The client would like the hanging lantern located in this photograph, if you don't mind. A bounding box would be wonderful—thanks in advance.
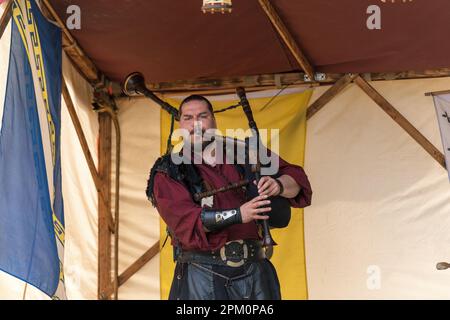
[201,0,232,14]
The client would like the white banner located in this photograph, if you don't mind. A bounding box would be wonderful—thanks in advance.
[432,94,450,181]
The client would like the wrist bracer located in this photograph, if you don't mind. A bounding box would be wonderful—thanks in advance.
[200,208,242,232]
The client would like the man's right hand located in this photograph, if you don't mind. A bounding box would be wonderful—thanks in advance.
[240,195,271,223]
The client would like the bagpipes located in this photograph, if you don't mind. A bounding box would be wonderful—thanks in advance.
[123,72,291,247]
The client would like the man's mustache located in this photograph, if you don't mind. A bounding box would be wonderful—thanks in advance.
[189,129,206,135]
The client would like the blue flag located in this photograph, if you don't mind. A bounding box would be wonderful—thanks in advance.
[0,0,65,299]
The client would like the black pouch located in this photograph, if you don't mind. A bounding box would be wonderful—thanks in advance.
[243,164,291,228]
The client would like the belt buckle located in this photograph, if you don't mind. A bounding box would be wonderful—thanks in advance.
[220,240,248,267]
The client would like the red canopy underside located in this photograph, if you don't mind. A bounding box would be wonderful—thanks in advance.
[50,0,450,83]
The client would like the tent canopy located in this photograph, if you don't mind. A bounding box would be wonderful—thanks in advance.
[50,0,450,84]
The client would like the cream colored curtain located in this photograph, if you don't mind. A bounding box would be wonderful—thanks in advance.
[305,77,450,299]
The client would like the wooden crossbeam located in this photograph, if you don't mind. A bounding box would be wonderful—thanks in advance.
[257,0,315,81]
[143,69,450,94]
[306,73,357,120]
[146,72,311,93]
[103,241,160,298]
[0,0,12,40]
[354,75,446,168]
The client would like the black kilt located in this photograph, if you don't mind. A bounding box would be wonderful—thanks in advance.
[168,258,281,300]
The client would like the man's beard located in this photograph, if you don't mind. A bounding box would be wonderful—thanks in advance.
[191,136,215,152]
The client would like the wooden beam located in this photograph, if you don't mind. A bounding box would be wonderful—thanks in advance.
[0,0,12,40]
[41,0,102,86]
[96,107,121,300]
[98,112,113,300]
[142,68,450,94]
[306,73,357,120]
[257,0,315,80]
[146,72,313,93]
[61,80,115,232]
[104,241,160,297]
[354,75,446,168]
[383,68,450,80]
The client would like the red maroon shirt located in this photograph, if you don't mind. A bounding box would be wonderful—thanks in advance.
[153,153,312,251]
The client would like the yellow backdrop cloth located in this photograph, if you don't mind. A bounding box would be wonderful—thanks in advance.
[159,89,312,299]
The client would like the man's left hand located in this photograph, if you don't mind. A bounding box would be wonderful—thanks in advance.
[254,176,282,197]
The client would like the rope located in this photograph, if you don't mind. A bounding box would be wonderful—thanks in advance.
[213,102,241,114]
[212,82,296,115]
[260,83,293,111]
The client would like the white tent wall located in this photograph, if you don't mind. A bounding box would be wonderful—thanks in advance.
[110,96,160,299]
[304,77,450,299]
[60,52,99,299]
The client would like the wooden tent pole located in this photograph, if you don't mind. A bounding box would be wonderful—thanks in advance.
[257,0,315,81]
[96,106,121,300]
[354,75,446,168]
[0,0,12,40]
[97,112,113,299]
[306,73,357,120]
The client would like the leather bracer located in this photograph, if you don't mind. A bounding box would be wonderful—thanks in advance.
[200,208,242,232]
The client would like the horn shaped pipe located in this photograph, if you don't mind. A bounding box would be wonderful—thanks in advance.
[122,72,179,120]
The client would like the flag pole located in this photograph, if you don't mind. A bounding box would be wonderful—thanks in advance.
[22,283,28,300]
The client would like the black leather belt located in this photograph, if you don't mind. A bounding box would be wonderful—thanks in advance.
[176,240,265,267]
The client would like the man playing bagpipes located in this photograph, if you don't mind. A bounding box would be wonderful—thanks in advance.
[145,92,312,300]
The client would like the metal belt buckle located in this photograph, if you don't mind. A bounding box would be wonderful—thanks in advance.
[220,240,248,267]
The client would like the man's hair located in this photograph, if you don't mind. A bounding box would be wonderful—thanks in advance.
[179,95,214,117]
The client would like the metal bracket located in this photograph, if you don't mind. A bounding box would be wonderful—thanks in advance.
[304,72,327,82]
[274,74,282,88]
[362,73,372,82]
